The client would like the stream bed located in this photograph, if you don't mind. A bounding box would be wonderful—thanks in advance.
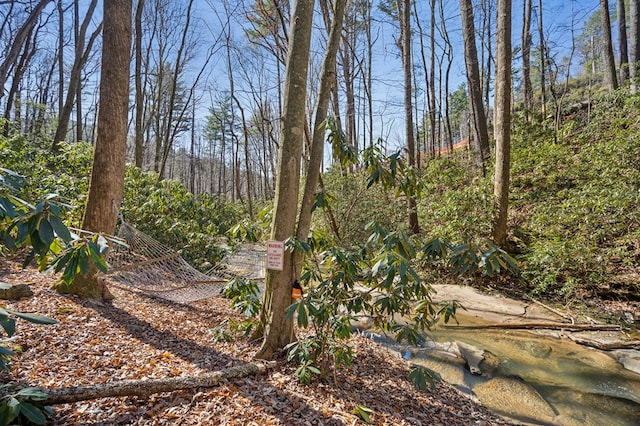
[375,318,640,425]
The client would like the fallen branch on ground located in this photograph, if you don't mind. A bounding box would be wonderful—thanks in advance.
[440,322,621,331]
[566,336,640,350]
[41,361,272,405]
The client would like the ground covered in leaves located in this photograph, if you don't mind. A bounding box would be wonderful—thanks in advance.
[2,262,515,425]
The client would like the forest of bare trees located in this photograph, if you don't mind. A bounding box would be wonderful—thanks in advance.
[1,0,636,205]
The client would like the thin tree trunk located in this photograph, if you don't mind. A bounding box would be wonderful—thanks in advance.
[255,0,315,361]
[397,0,419,234]
[0,0,52,102]
[618,0,629,84]
[601,0,619,90]
[295,0,348,272]
[134,0,145,168]
[631,0,640,93]
[3,28,36,136]
[522,0,533,117]
[428,0,437,160]
[52,0,101,151]
[459,0,490,173]
[537,0,547,116]
[492,0,512,247]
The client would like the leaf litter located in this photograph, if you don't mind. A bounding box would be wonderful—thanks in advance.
[1,261,515,425]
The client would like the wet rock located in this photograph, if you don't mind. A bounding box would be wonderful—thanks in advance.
[0,283,33,300]
[513,339,553,359]
[478,350,501,377]
[612,349,640,375]
[457,341,485,375]
[474,375,557,423]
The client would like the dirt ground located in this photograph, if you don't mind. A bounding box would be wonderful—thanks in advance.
[2,262,516,425]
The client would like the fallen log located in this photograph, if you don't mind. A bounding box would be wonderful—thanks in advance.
[440,322,621,331]
[566,336,640,351]
[42,361,271,405]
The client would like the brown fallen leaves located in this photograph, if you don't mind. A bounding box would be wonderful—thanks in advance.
[2,261,513,425]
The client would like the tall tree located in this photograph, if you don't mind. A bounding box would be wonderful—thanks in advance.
[0,0,52,101]
[459,0,490,173]
[61,0,132,299]
[295,0,348,273]
[397,0,419,234]
[537,0,547,117]
[521,0,533,116]
[601,0,619,90]
[255,0,315,360]
[618,0,629,83]
[133,0,145,168]
[629,0,640,93]
[52,0,101,151]
[492,0,512,247]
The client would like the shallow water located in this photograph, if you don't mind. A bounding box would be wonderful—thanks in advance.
[408,322,640,425]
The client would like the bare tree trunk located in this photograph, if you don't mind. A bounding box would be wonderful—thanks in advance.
[601,0,619,90]
[537,0,547,117]
[52,0,101,151]
[618,0,629,84]
[522,0,533,117]
[295,0,348,271]
[459,0,490,173]
[631,0,640,93]
[0,0,52,102]
[492,0,512,247]
[3,27,36,136]
[482,0,494,117]
[157,0,195,181]
[428,0,437,160]
[437,0,454,153]
[397,0,419,234]
[57,0,64,115]
[134,0,145,168]
[413,1,430,159]
[255,0,315,361]
[61,0,132,300]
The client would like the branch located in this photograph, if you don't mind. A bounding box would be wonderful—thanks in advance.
[440,323,621,331]
[42,361,271,405]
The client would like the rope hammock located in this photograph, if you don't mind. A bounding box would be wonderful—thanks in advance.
[106,221,265,303]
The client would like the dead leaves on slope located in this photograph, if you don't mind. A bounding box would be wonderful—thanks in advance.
[1,261,510,425]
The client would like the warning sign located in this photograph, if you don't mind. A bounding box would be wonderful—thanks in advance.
[266,240,285,271]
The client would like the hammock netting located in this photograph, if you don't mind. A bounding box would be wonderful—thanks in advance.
[105,221,265,303]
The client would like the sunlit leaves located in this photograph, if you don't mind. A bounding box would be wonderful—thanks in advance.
[325,117,358,169]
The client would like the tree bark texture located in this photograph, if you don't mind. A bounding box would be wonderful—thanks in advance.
[42,362,270,405]
[537,0,547,117]
[295,0,348,251]
[134,0,145,168]
[397,0,419,235]
[82,0,131,235]
[601,0,619,90]
[68,0,132,300]
[256,0,315,360]
[629,0,640,93]
[521,0,533,115]
[459,0,490,172]
[492,0,512,247]
[618,0,629,83]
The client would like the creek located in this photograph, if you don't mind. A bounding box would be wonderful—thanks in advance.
[368,285,640,425]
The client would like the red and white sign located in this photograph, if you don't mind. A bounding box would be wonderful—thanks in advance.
[266,240,285,271]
